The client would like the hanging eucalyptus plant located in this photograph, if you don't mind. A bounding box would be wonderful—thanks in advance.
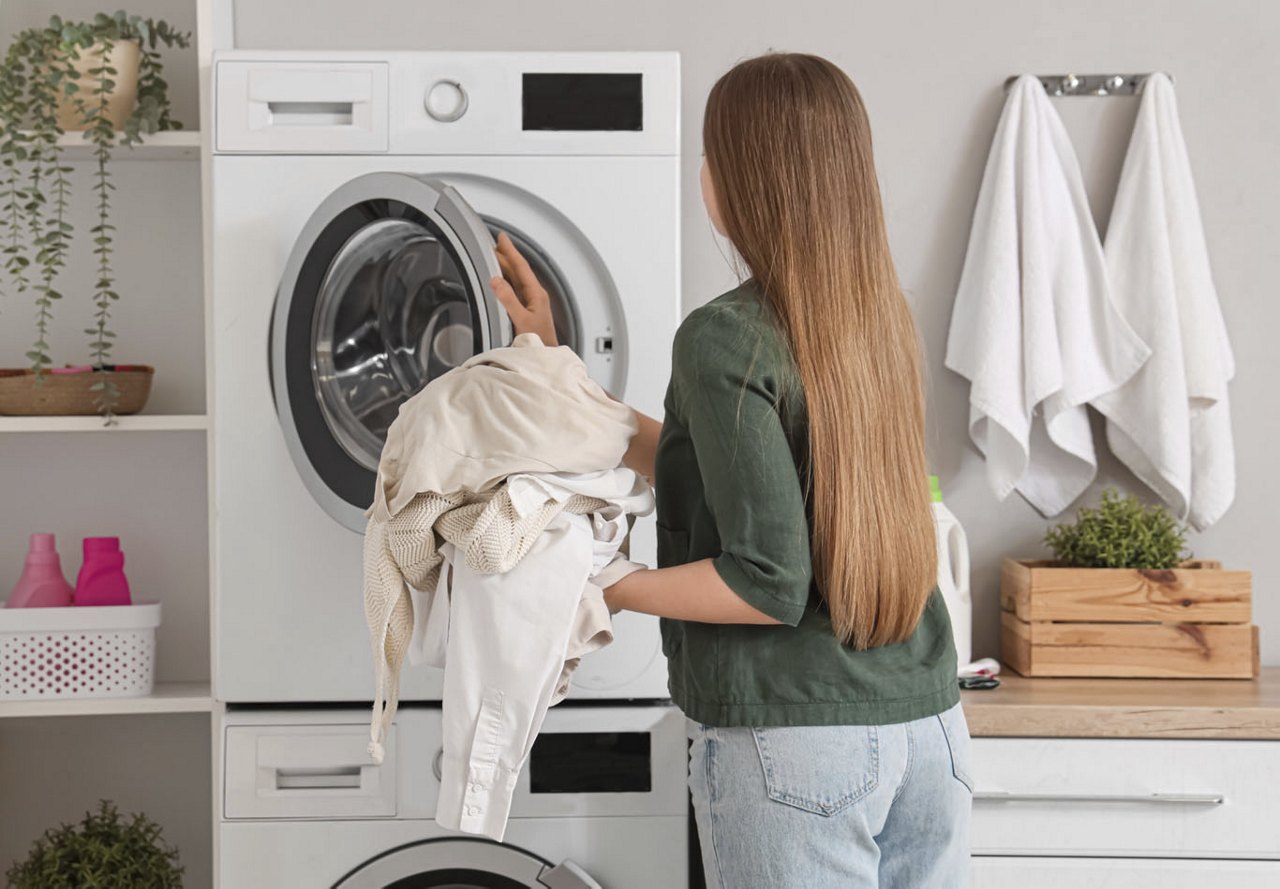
[0,11,190,417]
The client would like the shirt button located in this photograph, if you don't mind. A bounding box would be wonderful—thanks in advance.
[466,805,480,816]
[470,782,484,792]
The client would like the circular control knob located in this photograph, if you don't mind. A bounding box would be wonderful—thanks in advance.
[424,80,468,122]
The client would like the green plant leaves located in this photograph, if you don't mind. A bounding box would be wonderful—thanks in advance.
[1,13,190,417]
[5,799,184,888]
[1044,487,1191,569]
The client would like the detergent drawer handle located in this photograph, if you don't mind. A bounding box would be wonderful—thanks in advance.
[274,766,363,791]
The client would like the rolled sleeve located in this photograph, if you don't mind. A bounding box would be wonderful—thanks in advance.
[675,310,813,626]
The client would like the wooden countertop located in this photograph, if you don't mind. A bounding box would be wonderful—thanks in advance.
[961,666,1280,740]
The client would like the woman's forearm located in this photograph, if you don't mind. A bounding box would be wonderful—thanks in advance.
[607,559,781,625]
[622,408,663,481]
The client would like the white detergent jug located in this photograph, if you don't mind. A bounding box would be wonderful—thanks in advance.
[930,476,971,672]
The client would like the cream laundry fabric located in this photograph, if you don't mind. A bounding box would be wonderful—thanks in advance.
[370,333,638,521]
[410,469,651,840]
[363,486,605,763]
[364,333,639,761]
[362,335,649,840]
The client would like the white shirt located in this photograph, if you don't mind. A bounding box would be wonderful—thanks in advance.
[408,469,650,840]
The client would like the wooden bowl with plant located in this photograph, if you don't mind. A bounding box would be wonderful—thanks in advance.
[0,12,190,422]
[1001,488,1256,679]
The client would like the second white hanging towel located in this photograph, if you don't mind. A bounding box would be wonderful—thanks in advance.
[1092,73,1236,530]
[946,75,1150,516]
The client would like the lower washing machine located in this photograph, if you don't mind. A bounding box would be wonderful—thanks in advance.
[220,705,689,888]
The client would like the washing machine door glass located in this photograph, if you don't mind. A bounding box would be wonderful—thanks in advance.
[332,838,601,889]
[273,173,578,532]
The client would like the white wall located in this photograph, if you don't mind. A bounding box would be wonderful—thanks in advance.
[232,0,1280,665]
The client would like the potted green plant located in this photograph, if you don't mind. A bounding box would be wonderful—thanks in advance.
[0,11,190,420]
[1000,488,1255,678]
[6,800,184,888]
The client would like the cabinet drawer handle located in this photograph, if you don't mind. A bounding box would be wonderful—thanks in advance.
[974,791,1224,806]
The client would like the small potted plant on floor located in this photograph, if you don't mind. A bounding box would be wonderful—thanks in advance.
[6,800,184,888]
[1000,488,1256,679]
[0,12,190,421]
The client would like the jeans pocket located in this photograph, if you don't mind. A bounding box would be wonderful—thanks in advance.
[937,704,974,793]
[751,725,879,816]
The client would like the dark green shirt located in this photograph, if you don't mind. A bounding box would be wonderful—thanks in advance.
[654,282,960,727]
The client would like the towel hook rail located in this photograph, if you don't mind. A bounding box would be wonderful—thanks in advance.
[1003,73,1172,97]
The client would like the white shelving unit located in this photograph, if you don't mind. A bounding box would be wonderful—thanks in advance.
[0,682,213,718]
[0,414,209,433]
[0,3,216,885]
[54,130,202,161]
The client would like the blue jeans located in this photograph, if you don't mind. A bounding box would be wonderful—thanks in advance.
[687,704,973,888]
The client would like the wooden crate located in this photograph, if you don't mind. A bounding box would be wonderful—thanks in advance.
[1002,612,1259,679]
[1000,558,1258,680]
[1001,558,1252,623]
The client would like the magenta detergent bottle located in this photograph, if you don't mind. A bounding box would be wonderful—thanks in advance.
[74,537,132,607]
[6,533,75,608]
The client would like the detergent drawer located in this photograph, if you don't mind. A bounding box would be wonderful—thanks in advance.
[225,722,396,819]
[216,60,389,153]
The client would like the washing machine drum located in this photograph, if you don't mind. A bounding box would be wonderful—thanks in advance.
[333,838,601,889]
[271,172,582,532]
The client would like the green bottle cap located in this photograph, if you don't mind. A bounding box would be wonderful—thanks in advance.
[929,475,943,503]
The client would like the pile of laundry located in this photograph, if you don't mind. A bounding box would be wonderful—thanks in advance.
[947,73,1234,529]
[362,333,649,840]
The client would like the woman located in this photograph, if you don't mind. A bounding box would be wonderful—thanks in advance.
[493,52,971,889]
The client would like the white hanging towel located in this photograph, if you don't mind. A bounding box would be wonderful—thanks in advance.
[1092,73,1235,530]
[946,74,1150,515]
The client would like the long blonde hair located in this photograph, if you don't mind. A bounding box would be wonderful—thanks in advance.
[703,53,936,649]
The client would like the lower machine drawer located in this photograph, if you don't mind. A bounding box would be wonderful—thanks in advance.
[971,738,1280,859]
[973,857,1280,888]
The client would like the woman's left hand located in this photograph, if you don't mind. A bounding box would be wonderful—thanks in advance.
[491,233,559,347]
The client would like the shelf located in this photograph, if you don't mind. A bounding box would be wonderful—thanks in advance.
[0,414,208,433]
[0,682,213,718]
[52,131,201,161]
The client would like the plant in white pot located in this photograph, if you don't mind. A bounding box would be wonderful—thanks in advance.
[0,11,190,421]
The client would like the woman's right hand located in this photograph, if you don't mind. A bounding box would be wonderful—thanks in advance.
[491,232,559,347]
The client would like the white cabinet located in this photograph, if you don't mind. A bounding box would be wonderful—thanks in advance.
[971,737,1280,886]
[973,857,1280,888]
[970,737,1280,859]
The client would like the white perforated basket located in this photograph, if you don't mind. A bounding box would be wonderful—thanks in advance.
[0,602,160,699]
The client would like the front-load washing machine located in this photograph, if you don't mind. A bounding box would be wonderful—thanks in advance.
[210,52,680,703]
[220,705,688,888]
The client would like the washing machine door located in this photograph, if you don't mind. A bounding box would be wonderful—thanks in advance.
[333,838,601,889]
[271,172,540,532]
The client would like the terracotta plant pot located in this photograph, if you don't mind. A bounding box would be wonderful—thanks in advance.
[0,366,154,416]
[54,39,140,132]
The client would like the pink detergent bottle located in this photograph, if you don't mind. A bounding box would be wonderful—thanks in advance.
[5,533,75,608]
[74,537,132,606]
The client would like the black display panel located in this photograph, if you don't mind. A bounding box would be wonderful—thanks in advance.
[528,731,651,793]
[522,73,643,131]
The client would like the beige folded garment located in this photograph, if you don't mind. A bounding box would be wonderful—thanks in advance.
[369,333,638,522]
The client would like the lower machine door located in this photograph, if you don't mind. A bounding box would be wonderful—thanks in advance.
[333,838,600,889]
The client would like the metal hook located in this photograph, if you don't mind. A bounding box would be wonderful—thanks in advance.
[1007,73,1162,97]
